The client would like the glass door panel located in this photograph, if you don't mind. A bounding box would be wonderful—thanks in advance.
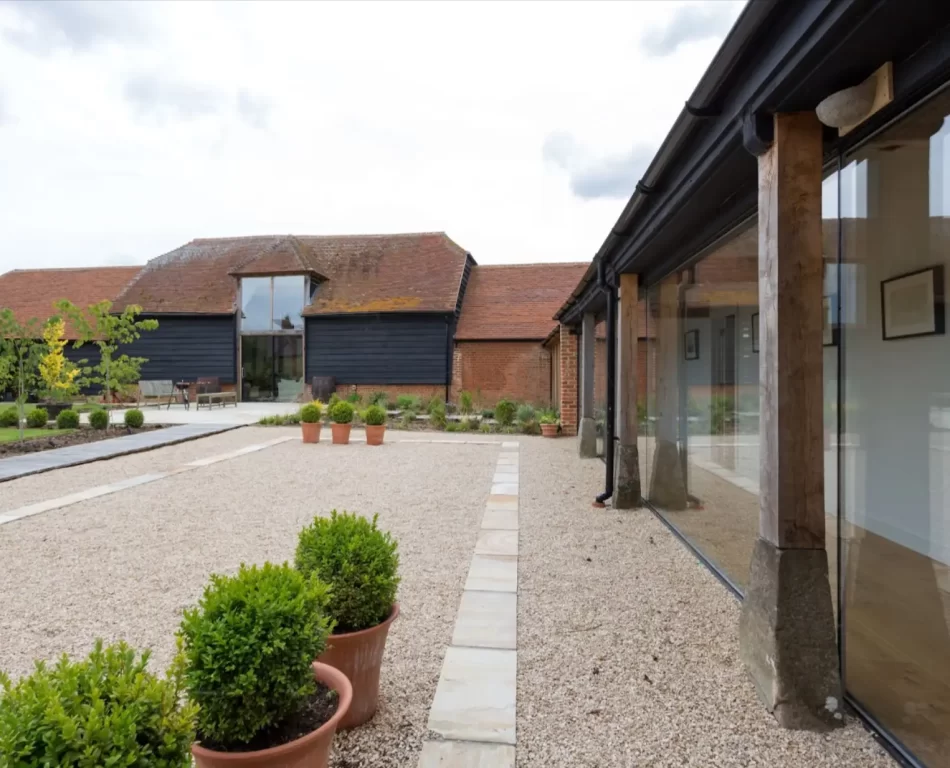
[274,336,303,402]
[241,336,303,402]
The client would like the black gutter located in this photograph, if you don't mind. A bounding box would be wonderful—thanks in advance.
[594,261,617,507]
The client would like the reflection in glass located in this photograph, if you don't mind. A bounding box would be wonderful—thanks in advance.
[272,276,305,331]
[839,89,950,767]
[241,335,303,402]
[594,319,607,456]
[241,277,272,332]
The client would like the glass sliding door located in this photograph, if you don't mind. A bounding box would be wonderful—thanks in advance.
[241,336,303,402]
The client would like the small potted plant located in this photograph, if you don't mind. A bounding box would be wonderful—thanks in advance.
[0,640,196,766]
[300,401,323,444]
[329,400,354,445]
[540,410,559,437]
[362,403,387,445]
[295,511,400,729]
[178,562,351,767]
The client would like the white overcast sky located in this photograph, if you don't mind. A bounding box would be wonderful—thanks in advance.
[0,0,744,271]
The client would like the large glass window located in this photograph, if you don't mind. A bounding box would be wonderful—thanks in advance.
[240,276,306,332]
[241,277,272,331]
[838,89,950,767]
[272,276,306,331]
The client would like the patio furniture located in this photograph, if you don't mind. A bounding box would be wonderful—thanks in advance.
[195,377,238,410]
[174,381,191,410]
[139,379,176,409]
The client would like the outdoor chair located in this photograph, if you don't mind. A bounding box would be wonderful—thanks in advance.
[195,377,238,410]
[138,379,176,409]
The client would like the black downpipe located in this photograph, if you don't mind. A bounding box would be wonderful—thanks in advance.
[595,264,617,506]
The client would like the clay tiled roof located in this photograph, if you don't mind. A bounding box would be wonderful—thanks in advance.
[456,263,590,340]
[113,233,470,315]
[0,266,142,337]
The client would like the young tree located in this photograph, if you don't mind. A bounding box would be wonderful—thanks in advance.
[56,301,159,423]
[37,318,80,403]
[0,309,46,441]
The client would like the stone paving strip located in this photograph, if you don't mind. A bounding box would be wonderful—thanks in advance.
[419,441,520,768]
[0,423,238,482]
[0,436,296,526]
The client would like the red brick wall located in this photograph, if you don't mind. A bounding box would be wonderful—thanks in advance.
[559,324,578,435]
[334,383,446,402]
[452,341,552,407]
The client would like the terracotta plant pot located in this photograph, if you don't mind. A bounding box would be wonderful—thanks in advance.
[365,425,385,446]
[301,422,322,444]
[191,661,352,768]
[318,604,399,729]
[541,423,558,438]
[331,423,352,445]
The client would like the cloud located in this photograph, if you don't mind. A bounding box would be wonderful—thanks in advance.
[640,3,737,56]
[0,0,147,54]
[236,89,270,129]
[0,89,7,125]
[543,132,655,200]
[124,74,222,120]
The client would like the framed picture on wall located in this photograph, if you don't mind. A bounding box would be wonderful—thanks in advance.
[751,313,759,353]
[881,265,945,340]
[823,297,838,347]
[684,329,699,360]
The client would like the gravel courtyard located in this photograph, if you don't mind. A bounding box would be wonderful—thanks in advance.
[0,426,895,767]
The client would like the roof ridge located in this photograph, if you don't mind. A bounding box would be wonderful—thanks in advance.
[192,231,447,244]
[1,265,141,275]
[473,261,590,269]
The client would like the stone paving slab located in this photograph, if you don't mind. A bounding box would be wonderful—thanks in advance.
[475,529,518,556]
[481,508,518,530]
[0,424,237,482]
[426,646,517,744]
[490,482,519,496]
[465,554,518,593]
[452,590,517,650]
[418,741,515,767]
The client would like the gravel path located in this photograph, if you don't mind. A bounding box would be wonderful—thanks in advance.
[517,437,893,768]
[0,434,499,768]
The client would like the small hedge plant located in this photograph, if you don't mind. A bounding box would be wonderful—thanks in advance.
[459,391,474,414]
[177,563,332,749]
[26,407,48,429]
[395,394,418,411]
[89,408,109,430]
[329,400,354,424]
[494,399,516,426]
[124,408,145,429]
[516,404,535,425]
[0,406,17,428]
[362,404,386,426]
[539,409,558,425]
[0,640,196,767]
[429,402,446,429]
[300,401,323,423]
[295,510,400,633]
[56,408,80,429]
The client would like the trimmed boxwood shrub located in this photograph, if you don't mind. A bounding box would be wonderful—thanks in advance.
[362,404,386,426]
[494,399,516,426]
[26,407,48,429]
[300,401,323,423]
[89,408,109,430]
[124,408,145,429]
[295,510,400,633]
[0,639,196,767]
[0,406,19,428]
[177,563,332,749]
[56,408,80,429]
[329,400,354,424]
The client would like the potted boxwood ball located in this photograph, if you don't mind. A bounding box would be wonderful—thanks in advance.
[539,411,559,438]
[329,400,354,445]
[362,403,387,446]
[178,562,351,768]
[300,401,323,444]
[295,511,400,728]
[0,639,196,767]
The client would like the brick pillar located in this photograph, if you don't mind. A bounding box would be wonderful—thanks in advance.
[558,323,578,436]
[450,344,463,402]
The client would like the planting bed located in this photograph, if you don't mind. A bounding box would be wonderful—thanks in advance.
[0,424,165,458]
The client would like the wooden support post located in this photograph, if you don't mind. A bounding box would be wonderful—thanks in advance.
[614,274,640,508]
[739,112,841,731]
[578,312,597,457]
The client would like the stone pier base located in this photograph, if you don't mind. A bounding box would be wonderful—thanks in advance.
[739,538,843,731]
[648,439,687,510]
[578,417,597,459]
[613,443,640,509]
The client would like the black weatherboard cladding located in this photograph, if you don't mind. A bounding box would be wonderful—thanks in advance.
[306,313,450,384]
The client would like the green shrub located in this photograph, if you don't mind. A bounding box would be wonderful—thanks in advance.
[368,391,388,406]
[521,420,540,435]
[178,563,332,749]
[479,421,492,434]
[89,408,109,429]
[0,406,17,428]
[429,403,447,429]
[56,408,80,429]
[345,391,362,405]
[295,511,400,633]
[26,407,48,429]
[459,417,476,431]
[395,394,417,411]
[300,402,323,423]
[538,409,558,425]
[480,408,495,420]
[427,395,445,416]
[124,408,145,429]
[459,391,474,414]
[362,404,387,426]
[399,410,416,429]
[329,400,354,424]
[516,404,536,425]
[445,422,460,432]
[494,399,516,426]
[0,640,195,767]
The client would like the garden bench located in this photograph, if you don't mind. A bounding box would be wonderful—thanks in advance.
[139,379,176,409]
[195,377,238,410]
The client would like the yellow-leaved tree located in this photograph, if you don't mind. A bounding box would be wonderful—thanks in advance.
[38,318,80,403]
